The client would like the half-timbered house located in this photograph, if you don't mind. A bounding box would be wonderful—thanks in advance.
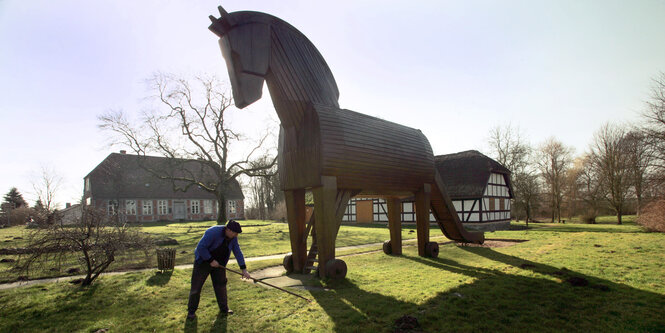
[343,150,512,231]
[434,150,513,231]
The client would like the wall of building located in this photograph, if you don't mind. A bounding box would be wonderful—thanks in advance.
[91,198,243,222]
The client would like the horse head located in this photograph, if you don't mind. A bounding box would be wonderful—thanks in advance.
[209,6,270,108]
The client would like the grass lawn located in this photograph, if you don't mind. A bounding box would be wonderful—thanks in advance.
[1,217,664,332]
[0,220,424,283]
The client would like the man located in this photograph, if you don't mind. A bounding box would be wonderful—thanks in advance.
[187,220,251,319]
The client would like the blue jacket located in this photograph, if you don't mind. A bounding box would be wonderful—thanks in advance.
[194,225,246,269]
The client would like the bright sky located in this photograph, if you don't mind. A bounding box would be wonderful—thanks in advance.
[1,0,664,207]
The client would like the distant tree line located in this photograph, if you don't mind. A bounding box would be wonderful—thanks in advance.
[487,72,665,226]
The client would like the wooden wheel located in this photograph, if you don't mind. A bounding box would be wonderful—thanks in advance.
[425,242,439,258]
[283,254,294,273]
[383,240,392,255]
[325,259,347,280]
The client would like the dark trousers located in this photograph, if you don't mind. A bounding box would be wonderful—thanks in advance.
[187,261,228,313]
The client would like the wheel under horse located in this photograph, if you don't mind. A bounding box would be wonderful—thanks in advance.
[208,6,484,279]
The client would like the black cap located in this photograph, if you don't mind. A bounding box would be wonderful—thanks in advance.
[226,220,242,233]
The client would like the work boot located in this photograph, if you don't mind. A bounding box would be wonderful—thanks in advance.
[186,311,196,320]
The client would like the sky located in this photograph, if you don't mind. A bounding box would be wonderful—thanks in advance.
[1,0,664,207]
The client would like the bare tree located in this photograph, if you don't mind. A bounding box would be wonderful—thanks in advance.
[513,171,540,226]
[589,123,631,224]
[623,130,654,215]
[564,157,584,219]
[99,73,277,224]
[577,154,604,223]
[537,138,574,223]
[31,166,62,213]
[247,155,283,220]
[488,124,531,172]
[641,72,665,174]
[487,124,539,224]
[19,208,153,286]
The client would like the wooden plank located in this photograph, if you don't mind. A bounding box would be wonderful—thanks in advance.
[313,176,337,278]
[284,189,306,272]
[387,197,402,255]
[415,184,431,256]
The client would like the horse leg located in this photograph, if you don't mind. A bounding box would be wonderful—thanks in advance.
[313,176,345,279]
[284,189,307,273]
[386,197,403,255]
[415,184,431,257]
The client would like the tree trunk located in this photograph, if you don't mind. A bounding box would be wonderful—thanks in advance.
[216,194,227,225]
[617,209,622,225]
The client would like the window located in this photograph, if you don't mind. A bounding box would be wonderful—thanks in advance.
[372,199,388,222]
[499,198,505,211]
[343,199,356,221]
[342,199,356,222]
[85,178,90,192]
[191,200,200,214]
[228,200,236,214]
[143,200,153,215]
[108,200,118,215]
[158,200,168,215]
[401,201,416,222]
[125,200,136,215]
[488,198,495,211]
[204,200,213,214]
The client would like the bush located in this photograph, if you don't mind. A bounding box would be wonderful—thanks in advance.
[270,200,287,221]
[581,214,597,224]
[1,207,33,226]
[19,208,154,286]
[637,199,665,232]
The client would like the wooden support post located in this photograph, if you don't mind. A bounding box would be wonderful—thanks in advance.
[313,176,338,278]
[285,189,306,272]
[415,184,431,257]
[386,197,402,255]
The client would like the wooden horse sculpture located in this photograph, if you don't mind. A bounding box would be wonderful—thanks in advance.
[209,6,484,279]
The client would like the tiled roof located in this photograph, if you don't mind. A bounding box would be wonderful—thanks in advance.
[435,150,511,199]
[86,153,244,200]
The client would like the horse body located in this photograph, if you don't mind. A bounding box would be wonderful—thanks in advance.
[209,7,482,279]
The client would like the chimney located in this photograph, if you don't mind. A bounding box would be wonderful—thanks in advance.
[120,150,127,154]
[66,203,71,208]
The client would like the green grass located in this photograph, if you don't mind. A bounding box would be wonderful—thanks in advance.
[1,217,664,332]
[0,220,423,283]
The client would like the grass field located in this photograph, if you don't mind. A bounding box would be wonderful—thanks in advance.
[1,216,664,332]
[0,220,424,283]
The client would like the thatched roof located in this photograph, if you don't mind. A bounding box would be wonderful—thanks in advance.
[434,150,512,199]
[85,153,244,200]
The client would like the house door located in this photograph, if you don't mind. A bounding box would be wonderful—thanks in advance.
[174,201,186,220]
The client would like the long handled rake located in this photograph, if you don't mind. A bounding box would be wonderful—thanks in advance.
[224,267,312,303]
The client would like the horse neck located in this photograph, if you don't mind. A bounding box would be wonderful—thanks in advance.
[266,26,339,129]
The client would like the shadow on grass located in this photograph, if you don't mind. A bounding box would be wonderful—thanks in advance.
[146,270,173,286]
[182,314,227,333]
[310,250,665,332]
[211,314,228,332]
[184,317,197,333]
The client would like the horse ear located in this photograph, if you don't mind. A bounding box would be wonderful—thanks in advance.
[209,6,235,36]
[218,6,236,25]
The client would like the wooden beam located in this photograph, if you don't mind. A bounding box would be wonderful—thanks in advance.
[285,189,306,272]
[415,184,431,256]
[313,176,338,278]
[386,197,402,255]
